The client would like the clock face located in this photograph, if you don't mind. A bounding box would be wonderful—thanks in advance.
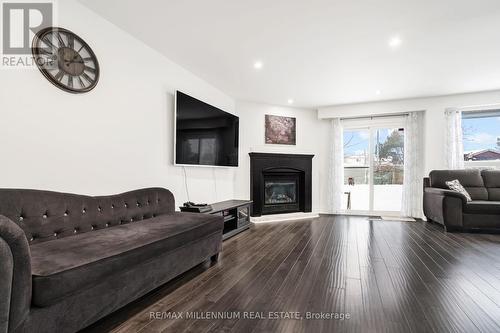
[32,27,99,93]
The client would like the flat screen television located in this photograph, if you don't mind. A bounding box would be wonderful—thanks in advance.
[175,91,239,167]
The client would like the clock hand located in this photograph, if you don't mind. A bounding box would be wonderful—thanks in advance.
[64,58,85,64]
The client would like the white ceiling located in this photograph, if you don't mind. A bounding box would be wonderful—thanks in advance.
[80,0,500,108]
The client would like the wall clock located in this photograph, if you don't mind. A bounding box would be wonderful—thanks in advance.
[32,27,100,93]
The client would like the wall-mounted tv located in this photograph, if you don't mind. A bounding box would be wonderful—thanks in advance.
[175,91,239,167]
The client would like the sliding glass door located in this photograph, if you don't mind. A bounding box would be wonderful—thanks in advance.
[343,129,371,211]
[342,119,405,214]
[372,128,404,212]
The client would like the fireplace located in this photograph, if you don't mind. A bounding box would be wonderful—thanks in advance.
[249,153,314,216]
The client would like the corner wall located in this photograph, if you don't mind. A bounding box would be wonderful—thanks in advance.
[0,0,235,207]
[234,101,330,213]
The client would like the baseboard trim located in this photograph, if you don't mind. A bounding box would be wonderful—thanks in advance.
[250,212,319,223]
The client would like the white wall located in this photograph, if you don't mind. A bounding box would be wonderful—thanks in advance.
[318,90,500,173]
[234,101,330,213]
[4,0,498,216]
[0,0,236,207]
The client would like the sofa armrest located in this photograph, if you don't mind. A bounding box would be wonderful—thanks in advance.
[423,188,464,228]
[0,215,31,333]
[423,177,430,189]
[0,238,13,333]
[424,187,468,204]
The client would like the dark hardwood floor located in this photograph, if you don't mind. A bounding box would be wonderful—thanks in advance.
[82,215,500,333]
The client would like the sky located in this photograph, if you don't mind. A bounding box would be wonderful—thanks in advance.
[462,116,500,152]
[343,130,370,156]
[343,128,398,156]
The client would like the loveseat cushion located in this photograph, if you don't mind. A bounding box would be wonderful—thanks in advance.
[482,170,500,201]
[464,201,500,214]
[29,212,223,307]
[429,170,488,201]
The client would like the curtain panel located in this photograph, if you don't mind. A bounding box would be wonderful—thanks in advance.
[402,112,424,218]
[328,118,344,213]
[444,108,465,169]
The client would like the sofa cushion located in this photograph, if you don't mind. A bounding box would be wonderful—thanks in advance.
[463,201,500,214]
[29,212,223,307]
[482,170,500,201]
[429,170,488,201]
[0,188,175,245]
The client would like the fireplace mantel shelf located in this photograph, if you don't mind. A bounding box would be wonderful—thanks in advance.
[249,152,315,159]
[248,146,315,155]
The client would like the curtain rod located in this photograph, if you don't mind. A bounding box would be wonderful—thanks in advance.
[462,109,500,119]
[340,112,409,121]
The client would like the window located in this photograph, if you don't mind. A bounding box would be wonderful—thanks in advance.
[342,119,405,213]
[462,110,500,165]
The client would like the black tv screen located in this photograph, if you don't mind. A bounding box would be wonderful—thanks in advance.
[175,91,239,167]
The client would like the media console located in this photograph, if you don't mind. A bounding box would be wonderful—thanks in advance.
[181,200,252,240]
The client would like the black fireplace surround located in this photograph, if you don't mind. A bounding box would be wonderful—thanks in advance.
[249,153,314,216]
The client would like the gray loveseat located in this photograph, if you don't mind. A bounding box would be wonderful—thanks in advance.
[0,188,223,333]
[424,169,500,231]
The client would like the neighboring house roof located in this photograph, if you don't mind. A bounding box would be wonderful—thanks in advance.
[464,149,500,161]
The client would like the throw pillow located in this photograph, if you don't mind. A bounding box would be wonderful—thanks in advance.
[445,179,472,202]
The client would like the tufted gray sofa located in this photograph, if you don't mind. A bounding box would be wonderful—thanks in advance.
[0,188,223,333]
[424,169,500,231]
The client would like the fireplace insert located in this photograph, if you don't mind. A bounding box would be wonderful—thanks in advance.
[262,174,301,214]
[261,172,302,215]
[265,180,297,205]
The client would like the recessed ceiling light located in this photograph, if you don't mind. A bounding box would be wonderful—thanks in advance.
[376,90,381,95]
[287,99,294,104]
[388,36,402,48]
[253,61,263,69]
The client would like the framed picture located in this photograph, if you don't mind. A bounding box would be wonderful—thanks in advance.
[265,115,296,145]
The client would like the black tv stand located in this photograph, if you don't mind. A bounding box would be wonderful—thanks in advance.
[180,200,252,240]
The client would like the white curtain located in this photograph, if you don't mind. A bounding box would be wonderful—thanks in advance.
[401,112,424,218]
[444,108,465,169]
[328,118,344,213]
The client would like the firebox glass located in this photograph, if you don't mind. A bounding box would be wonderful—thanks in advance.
[264,181,297,204]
